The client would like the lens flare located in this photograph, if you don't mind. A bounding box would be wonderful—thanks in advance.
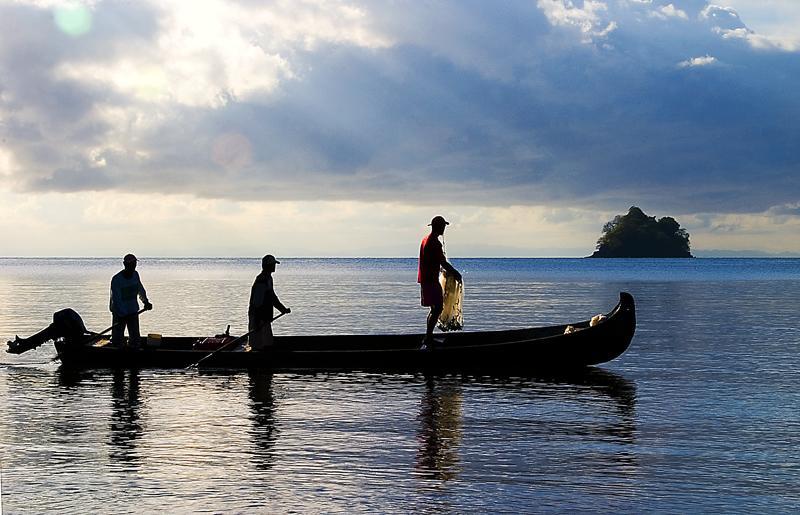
[54,4,92,37]
[212,133,253,170]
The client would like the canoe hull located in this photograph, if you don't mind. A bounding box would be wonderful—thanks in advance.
[55,292,636,372]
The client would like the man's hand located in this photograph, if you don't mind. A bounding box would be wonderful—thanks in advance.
[443,262,462,282]
[144,302,153,311]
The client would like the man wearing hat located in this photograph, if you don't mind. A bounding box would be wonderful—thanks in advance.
[418,216,461,347]
[248,254,291,351]
[109,253,153,347]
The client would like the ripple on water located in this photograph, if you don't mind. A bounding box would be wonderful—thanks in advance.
[2,258,800,512]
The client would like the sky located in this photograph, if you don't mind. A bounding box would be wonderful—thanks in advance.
[1,0,799,257]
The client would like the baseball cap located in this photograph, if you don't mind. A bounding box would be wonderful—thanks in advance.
[262,254,280,266]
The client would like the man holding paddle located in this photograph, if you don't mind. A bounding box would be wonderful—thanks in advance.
[248,254,291,351]
[110,253,153,348]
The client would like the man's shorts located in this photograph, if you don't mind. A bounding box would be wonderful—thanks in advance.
[420,282,443,307]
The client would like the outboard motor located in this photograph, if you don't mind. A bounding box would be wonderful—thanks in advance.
[7,308,90,354]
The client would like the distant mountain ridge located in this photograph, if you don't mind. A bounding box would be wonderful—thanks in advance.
[693,250,800,258]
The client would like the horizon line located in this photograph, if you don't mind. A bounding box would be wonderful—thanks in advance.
[2,255,799,259]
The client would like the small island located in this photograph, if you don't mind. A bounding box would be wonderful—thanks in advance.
[590,206,693,258]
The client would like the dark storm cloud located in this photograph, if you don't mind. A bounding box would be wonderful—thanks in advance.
[1,0,798,214]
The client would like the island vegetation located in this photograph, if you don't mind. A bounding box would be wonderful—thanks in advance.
[590,206,692,258]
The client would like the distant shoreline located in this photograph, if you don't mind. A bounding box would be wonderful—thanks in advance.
[1,255,799,260]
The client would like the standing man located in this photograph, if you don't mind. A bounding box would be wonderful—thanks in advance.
[110,253,152,348]
[248,254,291,351]
[418,216,461,348]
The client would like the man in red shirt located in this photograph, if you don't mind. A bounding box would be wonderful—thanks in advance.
[418,215,461,347]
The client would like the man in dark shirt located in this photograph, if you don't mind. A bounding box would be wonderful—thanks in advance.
[248,254,290,351]
[110,254,153,347]
[418,216,461,347]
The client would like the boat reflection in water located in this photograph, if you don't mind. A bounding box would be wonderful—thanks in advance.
[108,369,143,465]
[49,365,636,498]
[247,370,278,470]
[414,368,637,483]
[57,367,145,466]
[56,367,95,389]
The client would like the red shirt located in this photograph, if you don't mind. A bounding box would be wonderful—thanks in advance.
[418,233,444,284]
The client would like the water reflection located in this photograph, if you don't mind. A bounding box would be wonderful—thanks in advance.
[56,367,95,389]
[416,375,463,481]
[543,368,638,475]
[551,368,637,438]
[108,369,142,464]
[415,369,637,482]
[248,370,278,470]
[510,369,637,445]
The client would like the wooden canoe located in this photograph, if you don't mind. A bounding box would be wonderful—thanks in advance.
[54,292,635,371]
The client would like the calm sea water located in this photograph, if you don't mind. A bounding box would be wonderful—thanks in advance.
[1,258,799,513]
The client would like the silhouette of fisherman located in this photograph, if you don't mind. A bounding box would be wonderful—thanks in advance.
[418,216,461,349]
[248,255,290,351]
[110,254,152,348]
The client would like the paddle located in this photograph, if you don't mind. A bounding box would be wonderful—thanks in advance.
[185,311,288,370]
[84,307,149,345]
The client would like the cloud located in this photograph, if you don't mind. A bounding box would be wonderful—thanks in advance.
[702,3,799,51]
[537,0,617,41]
[0,0,798,217]
[650,3,689,20]
[699,5,744,28]
[766,201,800,218]
[677,54,718,67]
[717,0,800,50]
[0,190,610,257]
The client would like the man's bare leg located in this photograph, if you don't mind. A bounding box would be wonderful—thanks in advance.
[424,304,443,347]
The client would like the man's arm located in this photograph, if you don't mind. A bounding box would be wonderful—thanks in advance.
[271,292,291,315]
[441,260,462,281]
[136,272,153,310]
[251,280,288,320]
[438,242,462,281]
[250,282,267,318]
[110,276,122,314]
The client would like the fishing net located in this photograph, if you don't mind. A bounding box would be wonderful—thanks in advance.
[437,269,464,331]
